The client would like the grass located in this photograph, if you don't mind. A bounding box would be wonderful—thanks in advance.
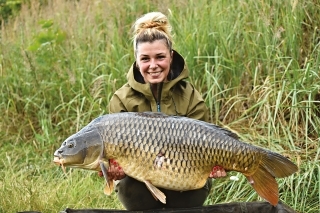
[0,0,319,212]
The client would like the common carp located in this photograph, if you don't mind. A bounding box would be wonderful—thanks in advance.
[53,112,298,206]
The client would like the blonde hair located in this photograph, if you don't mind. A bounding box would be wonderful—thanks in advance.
[132,12,173,56]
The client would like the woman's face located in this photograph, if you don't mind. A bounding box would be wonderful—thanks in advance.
[136,40,173,84]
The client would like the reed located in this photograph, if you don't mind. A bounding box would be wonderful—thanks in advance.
[0,0,319,212]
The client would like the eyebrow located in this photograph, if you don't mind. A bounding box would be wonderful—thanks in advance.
[139,53,167,57]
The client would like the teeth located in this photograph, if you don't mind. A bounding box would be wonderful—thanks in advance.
[149,71,162,76]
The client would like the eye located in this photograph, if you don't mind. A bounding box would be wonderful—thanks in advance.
[67,143,74,148]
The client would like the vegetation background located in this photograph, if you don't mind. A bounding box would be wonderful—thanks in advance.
[0,0,319,212]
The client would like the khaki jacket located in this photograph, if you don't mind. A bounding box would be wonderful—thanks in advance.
[108,50,209,122]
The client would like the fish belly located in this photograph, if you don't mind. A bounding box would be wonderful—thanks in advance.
[115,152,211,191]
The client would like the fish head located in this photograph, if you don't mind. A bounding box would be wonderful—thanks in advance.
[53,128,103,171]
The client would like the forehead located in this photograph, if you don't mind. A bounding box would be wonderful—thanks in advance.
[136,40,170,56]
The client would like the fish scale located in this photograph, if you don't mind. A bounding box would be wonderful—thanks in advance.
[53,112,298,206]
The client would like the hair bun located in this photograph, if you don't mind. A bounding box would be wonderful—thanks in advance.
[133,12,171,37]
[142,20,166,29]
[132,12,173,54]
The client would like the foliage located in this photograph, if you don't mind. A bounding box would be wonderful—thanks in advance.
[0,0,22,24]
[0,0,319,212]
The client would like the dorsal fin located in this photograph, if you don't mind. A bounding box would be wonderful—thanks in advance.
[202,122,239,140]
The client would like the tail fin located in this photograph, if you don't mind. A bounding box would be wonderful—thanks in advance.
[246,166,279,206]
[245,151,298,206]
[260,151,298,178]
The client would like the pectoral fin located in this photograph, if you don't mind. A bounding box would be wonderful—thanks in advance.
[99,161,114,195]
[104,180,114,195]
[144,180,166,204]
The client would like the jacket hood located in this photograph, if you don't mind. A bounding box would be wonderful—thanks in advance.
[126,50,189,100]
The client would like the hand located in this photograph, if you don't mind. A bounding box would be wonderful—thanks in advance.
[98,159,126,180]
[209,165,227,178]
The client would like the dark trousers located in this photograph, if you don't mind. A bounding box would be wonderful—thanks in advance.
[115,176,212,210]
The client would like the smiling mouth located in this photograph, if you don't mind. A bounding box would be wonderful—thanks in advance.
[148,71,163,76]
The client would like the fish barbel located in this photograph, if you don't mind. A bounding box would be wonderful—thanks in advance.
[53,112,298,206]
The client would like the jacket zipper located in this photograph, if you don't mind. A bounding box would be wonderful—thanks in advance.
[151,83,163,112]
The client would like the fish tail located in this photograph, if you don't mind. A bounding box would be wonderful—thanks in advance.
[245,166,279,206]
[245,150,298,206]
[260,150,298,178]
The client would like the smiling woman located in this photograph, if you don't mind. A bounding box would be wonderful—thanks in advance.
[105,11,298,213]
[109,12,210,120]
[107,11,218,210]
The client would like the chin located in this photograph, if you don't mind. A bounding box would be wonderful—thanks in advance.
[148,80,164,84]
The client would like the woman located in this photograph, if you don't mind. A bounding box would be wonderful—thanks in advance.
[109,12,209,121]
[106,12,294,213]
[108,12,225,210]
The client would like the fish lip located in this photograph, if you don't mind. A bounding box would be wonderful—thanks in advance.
[53,155,67,175]
[53,155,63,166]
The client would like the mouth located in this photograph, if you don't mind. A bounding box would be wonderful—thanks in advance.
[147,71,163,77]
[53,156,67,175]
[53,156,61,165]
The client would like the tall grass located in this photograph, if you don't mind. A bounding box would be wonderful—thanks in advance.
[0,0,319,212]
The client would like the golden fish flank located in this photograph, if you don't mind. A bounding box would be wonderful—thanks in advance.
[53,112,298,206]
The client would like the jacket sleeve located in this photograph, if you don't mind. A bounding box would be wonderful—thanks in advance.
[186,85,210,122]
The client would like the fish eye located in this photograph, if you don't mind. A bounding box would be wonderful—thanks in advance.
[67,142,74,148]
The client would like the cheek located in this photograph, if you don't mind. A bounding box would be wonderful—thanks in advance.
[138,63,150,73]
[160,60,171,71]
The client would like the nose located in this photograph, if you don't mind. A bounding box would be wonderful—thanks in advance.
[149,59,158,69]
[54,148,63,156]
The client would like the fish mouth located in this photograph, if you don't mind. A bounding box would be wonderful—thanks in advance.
[53,156,62,165]
[53,156,67,175]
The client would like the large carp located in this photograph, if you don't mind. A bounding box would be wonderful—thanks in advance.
[53,112,298,206]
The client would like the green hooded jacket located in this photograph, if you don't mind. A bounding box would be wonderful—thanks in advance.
[108,50,209,122]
